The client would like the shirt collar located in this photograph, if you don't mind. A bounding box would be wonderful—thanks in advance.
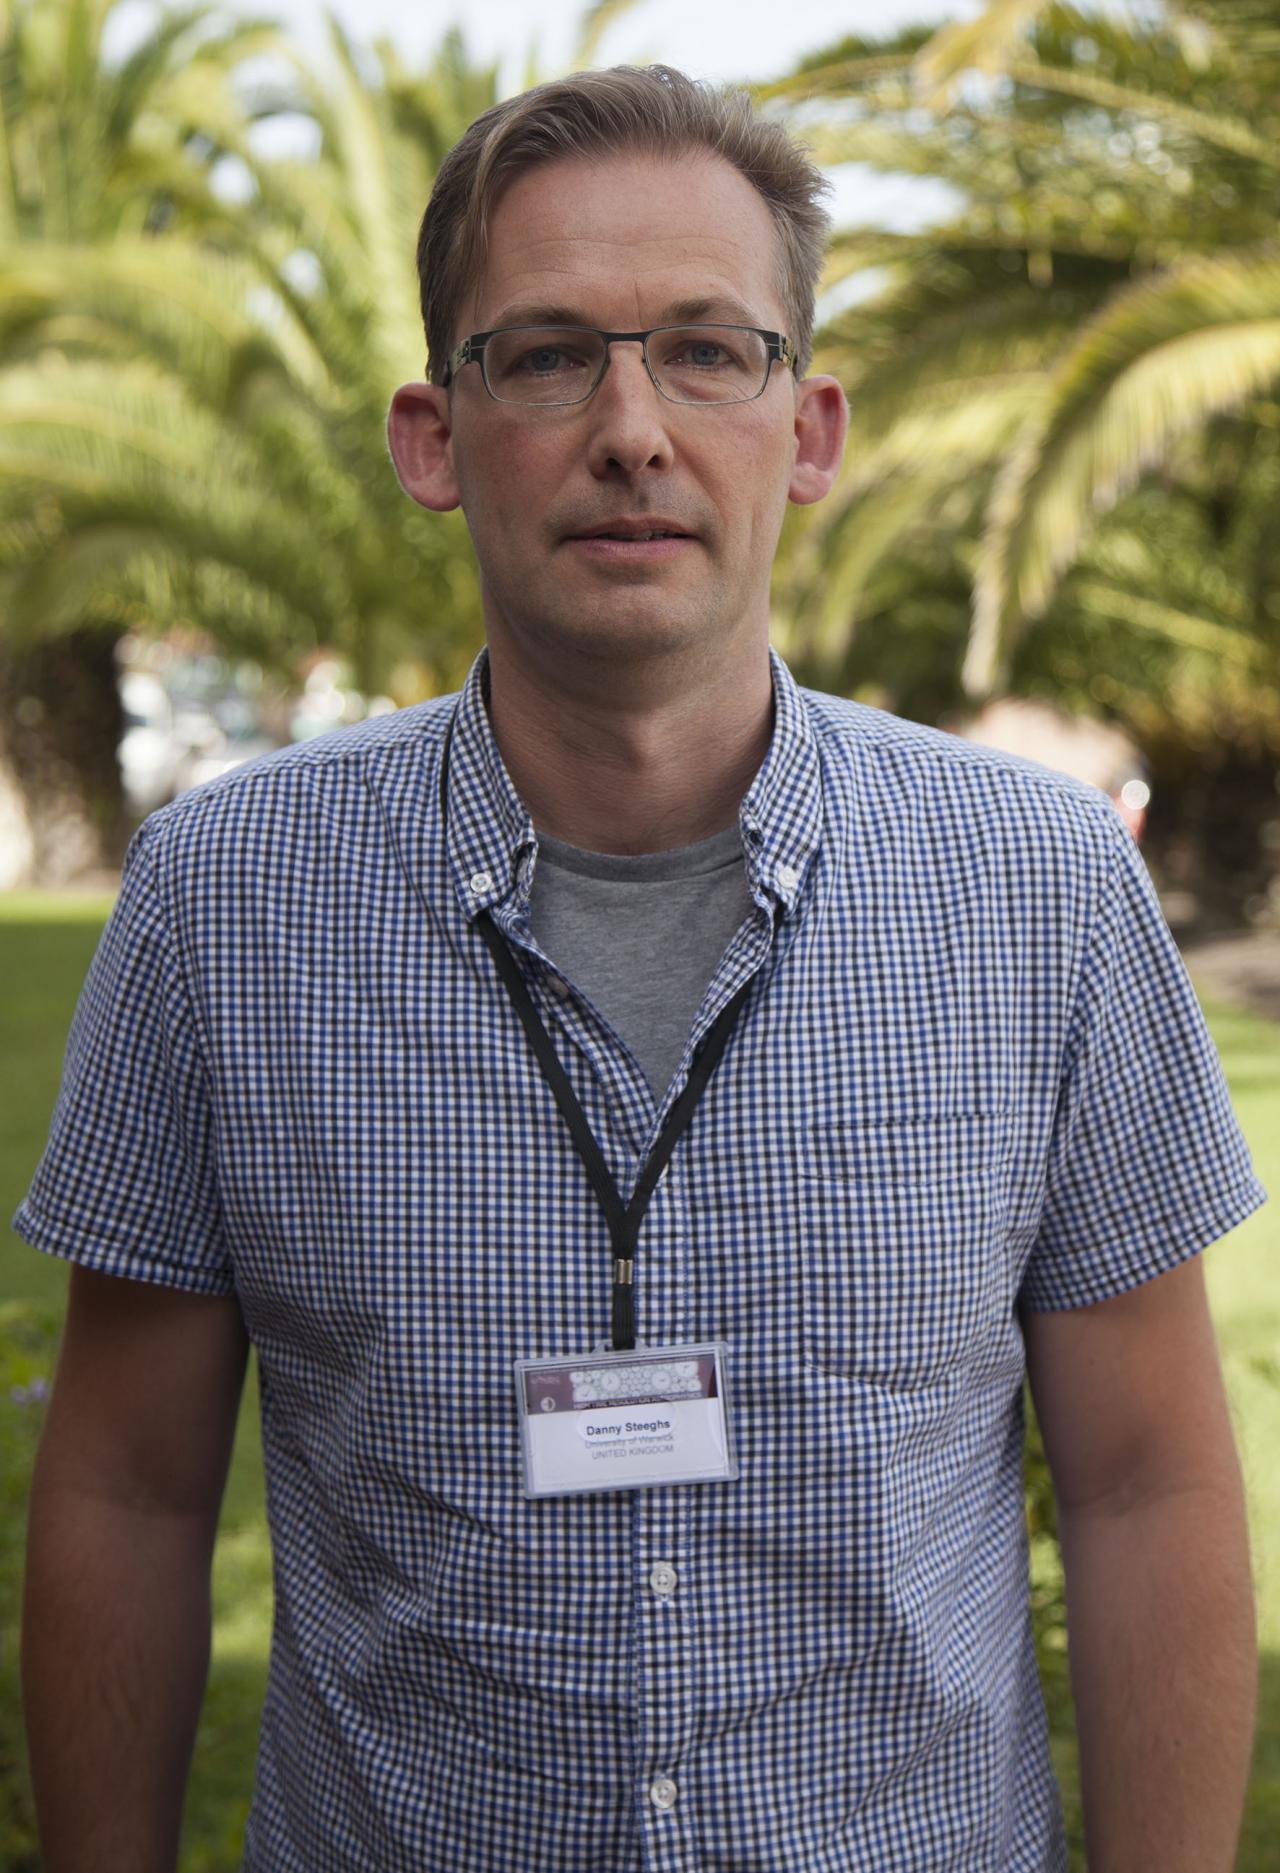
[739,648,824,917]
[445,651,537,923]
[444,645,824,923]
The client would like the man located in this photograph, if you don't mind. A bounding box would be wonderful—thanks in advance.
[18,64,1262,1873]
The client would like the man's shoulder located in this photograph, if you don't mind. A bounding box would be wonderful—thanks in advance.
[133,693,457,869]
[799,683,1121,846]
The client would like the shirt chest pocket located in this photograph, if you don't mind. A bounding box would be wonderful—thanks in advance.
[796,1112,1015,1388]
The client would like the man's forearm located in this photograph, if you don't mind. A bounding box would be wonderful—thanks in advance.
[1058,1470,1257,1873]
[22,1476,219,1873]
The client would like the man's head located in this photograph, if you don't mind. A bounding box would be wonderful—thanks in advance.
[418,64,832,384]
[388,68,847,689]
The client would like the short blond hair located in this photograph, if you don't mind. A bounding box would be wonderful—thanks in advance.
[417,65,831,381]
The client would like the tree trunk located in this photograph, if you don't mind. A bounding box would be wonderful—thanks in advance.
[0,628,129,887]
[1145,742,1280,933]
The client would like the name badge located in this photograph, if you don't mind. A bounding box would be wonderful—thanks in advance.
[514,1342,738,1497]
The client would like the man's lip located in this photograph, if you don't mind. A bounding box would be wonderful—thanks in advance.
[564,521,695,541]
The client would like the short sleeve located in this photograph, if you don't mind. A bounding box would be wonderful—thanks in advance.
[1019,815,1265,1312]
[13,827,235,1294]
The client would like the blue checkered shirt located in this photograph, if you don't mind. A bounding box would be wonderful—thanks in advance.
[18,651,1264,1870]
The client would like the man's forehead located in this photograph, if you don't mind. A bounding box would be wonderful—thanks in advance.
[478,250,773,328]
[465,151,785,329]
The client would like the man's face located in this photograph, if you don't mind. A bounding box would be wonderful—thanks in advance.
[397,149,845,681]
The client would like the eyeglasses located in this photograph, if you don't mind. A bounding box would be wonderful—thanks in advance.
[440,323,799,407]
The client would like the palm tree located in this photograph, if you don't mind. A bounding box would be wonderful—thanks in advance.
[0,6,502,882]
[0,0,653,885]
[0,0,287,880]
[762,0,1280,779]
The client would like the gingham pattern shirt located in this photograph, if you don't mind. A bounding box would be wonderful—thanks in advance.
[18,651,1264,1872]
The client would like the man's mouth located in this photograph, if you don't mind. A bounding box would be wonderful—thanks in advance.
[562,526,698,563]
[588,529,685,541]
[565,518,696,544]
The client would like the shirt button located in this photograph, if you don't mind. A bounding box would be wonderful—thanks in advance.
[776,863,799,893]
[547,974,571,1000]
[469,871,494,895]
[649,1775,678,1811]
[649,1561,677,1597]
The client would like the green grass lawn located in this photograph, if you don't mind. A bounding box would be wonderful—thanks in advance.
[2,892,1278,1868]
[0,898,272,1867]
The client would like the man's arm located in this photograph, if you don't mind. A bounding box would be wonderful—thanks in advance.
[22,1264,250,1873]
[1022,1251,1257,1873]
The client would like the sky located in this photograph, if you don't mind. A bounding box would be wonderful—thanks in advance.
[254,0,981,90]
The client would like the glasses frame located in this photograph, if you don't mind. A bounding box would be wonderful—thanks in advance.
[440,322,799,407]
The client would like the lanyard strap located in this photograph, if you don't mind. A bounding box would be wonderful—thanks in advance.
[475,910,750,1350]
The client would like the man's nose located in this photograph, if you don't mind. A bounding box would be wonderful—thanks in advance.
[583,341,676,477]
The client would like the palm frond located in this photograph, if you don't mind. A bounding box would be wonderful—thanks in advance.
[1070,578,1266,664]
[322,29,423,373]
[913,0,1057,104]
[779,474,961,666]
[1001,52,1277,164]
[103,7,281,145]
[843,376,1040,492]
[0,238,314,403]
[968,245,1280,692]
[751,29,927,104]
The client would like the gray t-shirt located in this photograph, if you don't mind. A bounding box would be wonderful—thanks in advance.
[527,821,753,1099]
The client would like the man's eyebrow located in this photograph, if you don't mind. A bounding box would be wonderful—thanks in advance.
[483,296,767,331]
[484,304,590,331]
[660,296,766,327]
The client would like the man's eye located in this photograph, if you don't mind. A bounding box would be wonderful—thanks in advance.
[658,332,747,370]
[515,347,586,375]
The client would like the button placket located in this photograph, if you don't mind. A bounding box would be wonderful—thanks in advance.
[632,1480,698,1867]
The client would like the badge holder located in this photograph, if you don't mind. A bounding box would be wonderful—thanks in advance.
[514,1341,738,1498]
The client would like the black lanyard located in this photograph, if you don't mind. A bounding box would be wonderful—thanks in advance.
[476,912,749,1349]
[440,696,749,1349]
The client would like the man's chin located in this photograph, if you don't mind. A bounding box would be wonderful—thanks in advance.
[487,589,717,665]
[532,610,715,668]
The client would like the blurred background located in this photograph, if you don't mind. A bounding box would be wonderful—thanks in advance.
[1,2,1278,1867]
[3,0,1280,931]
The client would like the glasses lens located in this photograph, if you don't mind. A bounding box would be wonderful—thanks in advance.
[484,328,606,404]
[648,326,769,404]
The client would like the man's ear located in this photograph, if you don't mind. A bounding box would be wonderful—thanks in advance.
[787,374,849,508]
[387,382,460,512]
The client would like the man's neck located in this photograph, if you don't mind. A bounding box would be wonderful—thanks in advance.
[485,640,774,856]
